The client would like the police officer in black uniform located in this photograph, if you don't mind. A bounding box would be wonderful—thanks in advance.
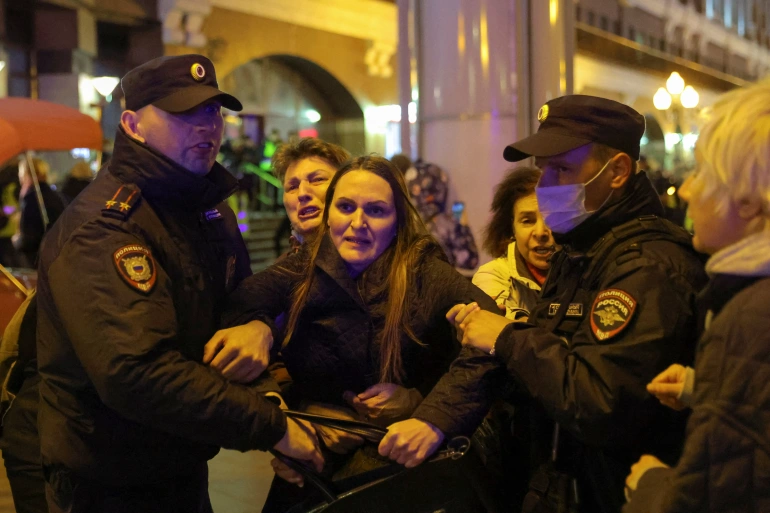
[35,54,323,512]
[432,96,708,512]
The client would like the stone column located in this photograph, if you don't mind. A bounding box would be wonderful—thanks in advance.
[416,0,572,261]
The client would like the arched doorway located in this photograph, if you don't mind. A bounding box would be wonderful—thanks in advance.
[220,55,366,153]
[641,113,666,171]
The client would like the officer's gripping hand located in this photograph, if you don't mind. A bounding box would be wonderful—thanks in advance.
[203,320,272,384]
[624,454,668,501]
[447,303,512,354]
[646,364,690,411]
[378,418,444,468]
[344,383,423,426]
[272,417,324,487]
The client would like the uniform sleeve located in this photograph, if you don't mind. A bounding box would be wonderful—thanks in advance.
[411,258,507,436]
[47,221,287,452]
[494,258,698,446]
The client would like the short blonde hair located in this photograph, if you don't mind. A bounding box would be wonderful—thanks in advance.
[696,78,770,229]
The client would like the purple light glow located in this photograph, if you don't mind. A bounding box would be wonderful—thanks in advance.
[237,211,247,220]
[3,206,15,215]
[238,223,249,233]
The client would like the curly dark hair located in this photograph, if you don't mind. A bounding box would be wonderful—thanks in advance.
[483,166,542,258]
[271,137,351,182]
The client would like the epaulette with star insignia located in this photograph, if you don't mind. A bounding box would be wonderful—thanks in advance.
[101,184,142,220]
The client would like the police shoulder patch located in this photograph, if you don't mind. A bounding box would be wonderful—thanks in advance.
[590,288,637,341]
[113,244,157,294]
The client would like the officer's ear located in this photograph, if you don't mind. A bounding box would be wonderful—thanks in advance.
[120,110,146,144]
[608,153,633,190]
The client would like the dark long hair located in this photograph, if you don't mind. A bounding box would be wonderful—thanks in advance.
[483,167,541,258]
[282,155,439,384]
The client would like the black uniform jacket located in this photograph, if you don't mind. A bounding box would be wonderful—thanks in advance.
[36,129,287,487]
[225,235,504,437]
[421,172,708,512]
[625,274,770,513]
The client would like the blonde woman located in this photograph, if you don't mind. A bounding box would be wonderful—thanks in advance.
[624,79,770,512]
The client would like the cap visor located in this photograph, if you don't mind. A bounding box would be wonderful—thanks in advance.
[152,85,243,113]
[503,131,593,162]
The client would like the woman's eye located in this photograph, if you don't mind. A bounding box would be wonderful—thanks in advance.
[285,183,298,192]
[338,203,354,213]
[312,176,328,184]
[368,206,384,215]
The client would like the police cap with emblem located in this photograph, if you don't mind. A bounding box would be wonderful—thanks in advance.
[503,95,645,162]
[121,54,242,113]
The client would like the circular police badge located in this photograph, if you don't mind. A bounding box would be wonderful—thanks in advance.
[113,244,157,294]
[191,63,206,82]
[590,289,637,341]
[537,104,549,122]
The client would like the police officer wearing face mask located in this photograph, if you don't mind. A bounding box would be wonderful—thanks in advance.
[425,96,709,512]
[34,55,323,513]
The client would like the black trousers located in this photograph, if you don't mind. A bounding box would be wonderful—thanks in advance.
[44,463,213,513]
[0,373,47,513]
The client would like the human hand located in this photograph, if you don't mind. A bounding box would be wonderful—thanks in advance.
[301,402,365,455]
[270,457,305,487]
[625,454,668,500]
[647,364,689,411]
[203,320,272,383]
[378,418,444,468]
[343,384,423,426]
[272,417,324,482]
[446,303,512,354]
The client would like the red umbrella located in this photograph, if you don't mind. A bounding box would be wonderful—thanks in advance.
[0,97,103,164]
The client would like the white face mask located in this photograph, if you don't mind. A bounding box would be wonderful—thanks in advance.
[535,158,614,234]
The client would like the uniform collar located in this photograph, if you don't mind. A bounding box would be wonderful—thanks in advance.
[109,127,238,210]
[555,171,665,252]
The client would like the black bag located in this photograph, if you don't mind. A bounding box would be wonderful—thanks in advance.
[519,425,579,513]
[272,411,504,513]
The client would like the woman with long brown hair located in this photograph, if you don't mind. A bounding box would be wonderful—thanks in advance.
[226,155,499,512]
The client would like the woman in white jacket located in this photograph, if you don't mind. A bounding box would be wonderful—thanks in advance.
[473,167,557,320]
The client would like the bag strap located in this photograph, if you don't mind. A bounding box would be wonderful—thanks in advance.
[284,410,387,443]
[274,411,471,506]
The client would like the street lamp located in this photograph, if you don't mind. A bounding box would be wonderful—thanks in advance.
[90,76,119,125]
[654,72,699,163]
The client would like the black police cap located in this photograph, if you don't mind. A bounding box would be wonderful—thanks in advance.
[504,95,645,162]
[121,54,242,113]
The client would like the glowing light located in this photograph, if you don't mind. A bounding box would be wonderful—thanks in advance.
[92,76,120,98]
[457,13,466,56]
[640,135,650,145]
[70,148,91,159]
[667,186,676,196]
[0,61,5,72]
[304,110,321,123]
[666,72,685,95]
[298,128,318,138]
[682,132,699,150]
[238,223,249,233]
[237,211,247,220]
[408,102,417,123]
[680,85,699,108]
[653,88,672,110]
[664,133,682,148]
[550,0,558,26]
[480,6,489,78]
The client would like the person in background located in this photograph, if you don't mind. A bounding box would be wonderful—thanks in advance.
[0,161,22,267]
[225,156,501,512]
[473,167,557,320]
[271,137,351,257]
[400,156,479,271]
[624,78,770,513]
[59,160,93,206]
[13,158,65,267]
